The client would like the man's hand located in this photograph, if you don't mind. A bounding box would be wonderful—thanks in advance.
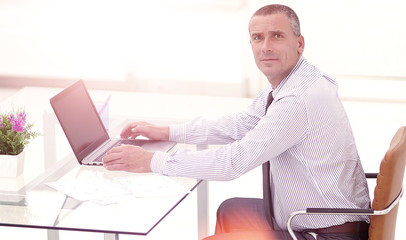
[102,145,154,172]
[120,121,169,141]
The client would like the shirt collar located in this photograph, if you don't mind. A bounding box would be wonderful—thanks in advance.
[270,55,305,97]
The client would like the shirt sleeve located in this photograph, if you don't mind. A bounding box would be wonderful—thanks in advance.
[151,94,308,181]
[169,89,269,145]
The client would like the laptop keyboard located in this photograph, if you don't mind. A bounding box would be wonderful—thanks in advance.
[119,139,144,145]
[93,139,144,163]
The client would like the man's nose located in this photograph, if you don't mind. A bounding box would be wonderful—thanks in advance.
[261,38,274,53]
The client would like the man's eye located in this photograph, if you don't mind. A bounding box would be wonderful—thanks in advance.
[274,33,283,39]
[251,35,262,41]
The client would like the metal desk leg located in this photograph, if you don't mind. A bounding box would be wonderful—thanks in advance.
[196,144,209,240]
[104,233,119,240]
[47,229,59,240]
[197,180,209,240]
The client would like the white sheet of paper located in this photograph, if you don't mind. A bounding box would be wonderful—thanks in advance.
[45,174,189,205]
[45,178,132,205]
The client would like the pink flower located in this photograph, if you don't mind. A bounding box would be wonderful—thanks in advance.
[8,113,26,133]
[0,110,39,155]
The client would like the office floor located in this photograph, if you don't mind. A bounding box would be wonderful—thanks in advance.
[1,87,406,240]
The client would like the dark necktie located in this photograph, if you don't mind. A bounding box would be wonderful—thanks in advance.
[262,91,274,228]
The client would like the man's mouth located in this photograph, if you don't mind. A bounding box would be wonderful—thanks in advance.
[260,58,278,62]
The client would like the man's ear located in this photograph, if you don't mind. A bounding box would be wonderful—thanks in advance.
[297,35,305,55]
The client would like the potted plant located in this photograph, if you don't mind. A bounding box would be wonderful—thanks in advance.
[0,110,40,177]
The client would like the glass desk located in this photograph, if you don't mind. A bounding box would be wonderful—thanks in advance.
[0,124,201,240]
[0,88,203,239]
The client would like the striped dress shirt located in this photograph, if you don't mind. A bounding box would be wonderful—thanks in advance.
[151,56,371,231]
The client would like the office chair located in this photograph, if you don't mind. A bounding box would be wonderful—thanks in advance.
[287,126,406,240]
[203,127,406,240]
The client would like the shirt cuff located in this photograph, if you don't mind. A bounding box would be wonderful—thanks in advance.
[169,123,187,143]
[150,151,169,174]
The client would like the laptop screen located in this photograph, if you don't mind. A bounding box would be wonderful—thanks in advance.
[50,80,109,161]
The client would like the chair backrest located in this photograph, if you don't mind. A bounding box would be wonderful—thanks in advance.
[369,126,406,240]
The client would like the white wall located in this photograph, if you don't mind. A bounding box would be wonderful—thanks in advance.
[0,0,247,88]
[1,0,405,98]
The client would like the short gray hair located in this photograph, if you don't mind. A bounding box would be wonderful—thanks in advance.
[251,4,301,37]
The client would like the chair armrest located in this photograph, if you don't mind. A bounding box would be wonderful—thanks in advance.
[287,207,374,240]
[288,187,404,240]
[307,207,374,214]
[365,173,378,178]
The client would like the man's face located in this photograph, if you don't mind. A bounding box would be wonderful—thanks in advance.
[249,13,304,86]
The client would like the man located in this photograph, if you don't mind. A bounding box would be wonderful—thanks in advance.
[103,4,371,240]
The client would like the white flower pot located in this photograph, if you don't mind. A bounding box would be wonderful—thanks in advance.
[0,151,25,178]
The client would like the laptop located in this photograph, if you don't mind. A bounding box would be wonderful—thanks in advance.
[50,80,176,165]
